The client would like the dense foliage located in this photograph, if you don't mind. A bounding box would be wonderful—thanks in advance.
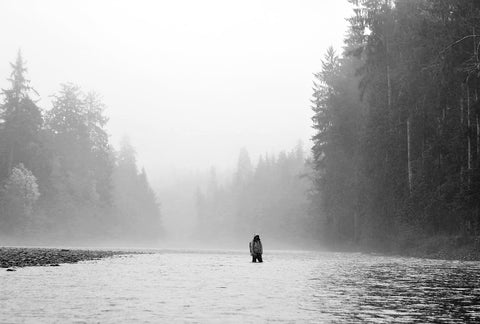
[0,52,162,244]
[311,0,480,249]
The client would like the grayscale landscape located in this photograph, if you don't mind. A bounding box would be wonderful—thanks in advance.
[1,0,480,322]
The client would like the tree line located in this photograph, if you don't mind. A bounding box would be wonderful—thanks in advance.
[195,144,316,247]
[0,52,162,244]
[310,0,480,250]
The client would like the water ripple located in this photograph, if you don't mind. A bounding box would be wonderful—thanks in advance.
[0,251,479,322]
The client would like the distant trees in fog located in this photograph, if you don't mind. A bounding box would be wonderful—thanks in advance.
[311,0,480,249]
[113,137,162,239]
[195,143,316,247]
[0,51,162,243]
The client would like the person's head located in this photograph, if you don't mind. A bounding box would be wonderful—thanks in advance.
[254,234,260,241]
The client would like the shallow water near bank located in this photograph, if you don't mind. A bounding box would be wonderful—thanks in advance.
[1,250,480,323]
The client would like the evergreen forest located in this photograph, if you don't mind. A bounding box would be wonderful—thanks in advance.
[310,0,480,251]
[0,52,162,244]
[3,0,480,254]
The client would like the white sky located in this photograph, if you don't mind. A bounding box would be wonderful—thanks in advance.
[0,0,351,182]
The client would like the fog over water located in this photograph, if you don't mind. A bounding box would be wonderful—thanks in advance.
[0,1,350,244]
[3,2,480,322]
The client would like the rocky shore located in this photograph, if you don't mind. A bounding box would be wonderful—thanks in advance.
[0,247,132,271]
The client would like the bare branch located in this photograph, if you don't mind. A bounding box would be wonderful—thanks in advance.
[440,34,480,55]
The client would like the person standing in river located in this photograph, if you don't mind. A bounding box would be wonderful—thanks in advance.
[249,234,263,263]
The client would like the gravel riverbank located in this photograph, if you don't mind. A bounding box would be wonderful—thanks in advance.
[0,247,132,270]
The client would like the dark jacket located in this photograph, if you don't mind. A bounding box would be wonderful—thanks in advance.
[249,239,263,255]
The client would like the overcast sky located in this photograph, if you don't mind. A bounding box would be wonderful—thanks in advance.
[0,0,351,182]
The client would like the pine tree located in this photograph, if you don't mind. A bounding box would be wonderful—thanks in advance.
[0,51,42,182]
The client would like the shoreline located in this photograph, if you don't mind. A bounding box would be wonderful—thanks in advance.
[0,247,134,270]
[393,235,480,262]
[2,237,478,272]
[332,235,480,262]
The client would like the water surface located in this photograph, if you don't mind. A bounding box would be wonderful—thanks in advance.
[1,250,479,323]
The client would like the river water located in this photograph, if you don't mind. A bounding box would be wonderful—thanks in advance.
[1,250,479,323]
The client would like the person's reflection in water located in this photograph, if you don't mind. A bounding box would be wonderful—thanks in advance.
[249,234,263,263]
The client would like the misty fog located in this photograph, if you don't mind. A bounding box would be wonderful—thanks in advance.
[0,0,350,249]
[3,0,480,255]
[3,1,480,322]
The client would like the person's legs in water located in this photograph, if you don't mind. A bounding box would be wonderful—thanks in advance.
[252,253,262,263]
